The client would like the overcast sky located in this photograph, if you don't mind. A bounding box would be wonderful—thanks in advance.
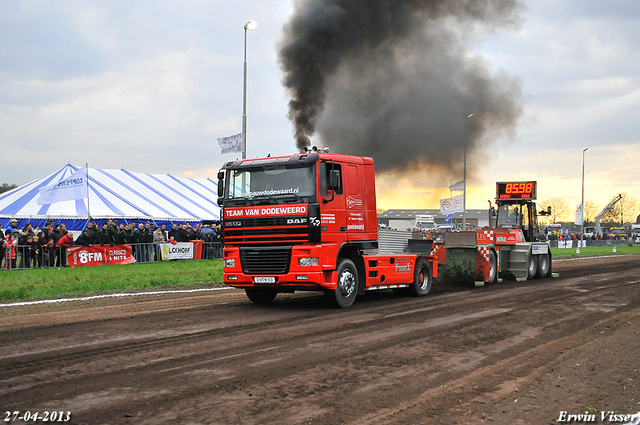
[1,0,638,212]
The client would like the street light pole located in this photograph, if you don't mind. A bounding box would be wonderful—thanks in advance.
[462,142,467,230]
[581,147,589,246]
[242,20,258,160]
[462,114,473,230]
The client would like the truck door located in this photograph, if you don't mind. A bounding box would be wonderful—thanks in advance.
[344,164,366,240]
[319,161,346,244]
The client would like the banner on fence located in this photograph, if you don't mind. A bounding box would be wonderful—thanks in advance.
[159,242,194,260]
[68,245,136,267]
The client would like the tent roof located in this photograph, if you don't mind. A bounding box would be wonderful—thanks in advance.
[0,164,220,222]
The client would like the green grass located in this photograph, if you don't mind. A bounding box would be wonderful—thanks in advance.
[0,260,224,303]
[551,244,640,258]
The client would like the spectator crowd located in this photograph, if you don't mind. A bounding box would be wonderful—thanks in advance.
[1,219,222,270]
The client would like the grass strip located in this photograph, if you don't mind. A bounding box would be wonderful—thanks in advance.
[0,260,224,303]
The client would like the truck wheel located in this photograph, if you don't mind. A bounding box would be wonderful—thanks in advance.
[409,258,432,297]
[325,258,358,308]
[245,288,278,304]
[527,253,538,279]
[488,250,497,284]
[535,253,551,278]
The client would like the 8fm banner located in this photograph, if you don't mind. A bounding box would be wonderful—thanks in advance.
[68,245,136,267]
[160,242,194,260]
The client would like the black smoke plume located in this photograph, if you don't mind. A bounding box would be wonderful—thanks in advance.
[279,0,524,174]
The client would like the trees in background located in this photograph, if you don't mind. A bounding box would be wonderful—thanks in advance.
[0,183,17,194]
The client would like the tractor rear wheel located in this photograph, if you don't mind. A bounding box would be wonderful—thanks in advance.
[536,252,551,278]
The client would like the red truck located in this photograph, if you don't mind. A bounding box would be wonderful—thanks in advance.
[217,149,554,308]
[216,148,439,308]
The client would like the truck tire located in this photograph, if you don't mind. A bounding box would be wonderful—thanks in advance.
[488,250,497,284]
[245,288,278,304]
[535,253,551,278]
[409,258,432,297]
[527,253,538,279]
[325,258,358,308]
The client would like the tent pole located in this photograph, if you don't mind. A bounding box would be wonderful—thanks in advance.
[86,162,91,219]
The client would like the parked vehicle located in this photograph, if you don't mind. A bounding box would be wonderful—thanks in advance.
[610,227,628,240]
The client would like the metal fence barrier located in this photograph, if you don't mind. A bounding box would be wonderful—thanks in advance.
[548,239,633,248]
[1,242,223,271]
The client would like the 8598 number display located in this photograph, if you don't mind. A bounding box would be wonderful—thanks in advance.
[496,181,536,200]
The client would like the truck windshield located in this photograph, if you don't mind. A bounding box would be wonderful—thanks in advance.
[225,164,316,205]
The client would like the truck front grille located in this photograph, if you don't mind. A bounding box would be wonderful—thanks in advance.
[240,247,291,275]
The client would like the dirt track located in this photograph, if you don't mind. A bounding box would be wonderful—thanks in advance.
[1,255,639,425]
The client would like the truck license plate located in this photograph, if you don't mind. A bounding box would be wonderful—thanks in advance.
[254,277,276,284]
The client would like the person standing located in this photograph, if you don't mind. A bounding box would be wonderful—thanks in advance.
[75,229,94,247]
[0,223,5,268]
[141,222,153,262]
[98,223,112,245]
[168,224,179,242]
[5,219,19,236]
[114,223,127,245]
[56,224,73,267]
[42,220,55,267]
[33,233,45,268]
[5,233,17,269]
[153,225,166,262]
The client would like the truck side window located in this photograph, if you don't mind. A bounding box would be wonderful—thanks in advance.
[320,162,343,196]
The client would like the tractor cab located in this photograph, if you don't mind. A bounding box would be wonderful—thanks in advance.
[493,181,550,243]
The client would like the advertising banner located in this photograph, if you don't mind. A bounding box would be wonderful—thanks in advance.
[68,245,136,267]
[160,242,194,260]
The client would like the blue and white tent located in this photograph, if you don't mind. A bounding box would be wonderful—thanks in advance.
[0,164,220,231]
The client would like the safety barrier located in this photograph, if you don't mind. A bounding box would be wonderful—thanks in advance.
[1,242,223,270]
[548,239,632,248]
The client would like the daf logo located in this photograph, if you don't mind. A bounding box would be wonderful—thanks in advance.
[287,218,308,225]
[227,221,242,227]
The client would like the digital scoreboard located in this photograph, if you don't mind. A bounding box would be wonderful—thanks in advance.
[496,181,537,200]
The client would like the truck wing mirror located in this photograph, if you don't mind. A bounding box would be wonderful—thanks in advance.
[547,206,552,215]
[217,171,225,200]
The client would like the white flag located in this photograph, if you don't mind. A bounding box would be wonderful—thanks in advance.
[37,166,88,205]
[440,194,464,215]
[575,203,583,225]
[449,180,465,192]
[217,133,244,154]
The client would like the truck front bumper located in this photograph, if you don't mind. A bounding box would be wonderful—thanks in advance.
[223,245,337,291]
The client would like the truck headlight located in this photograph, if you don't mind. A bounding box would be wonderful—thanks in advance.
[298,257,319,267]
[224,259,236,268]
